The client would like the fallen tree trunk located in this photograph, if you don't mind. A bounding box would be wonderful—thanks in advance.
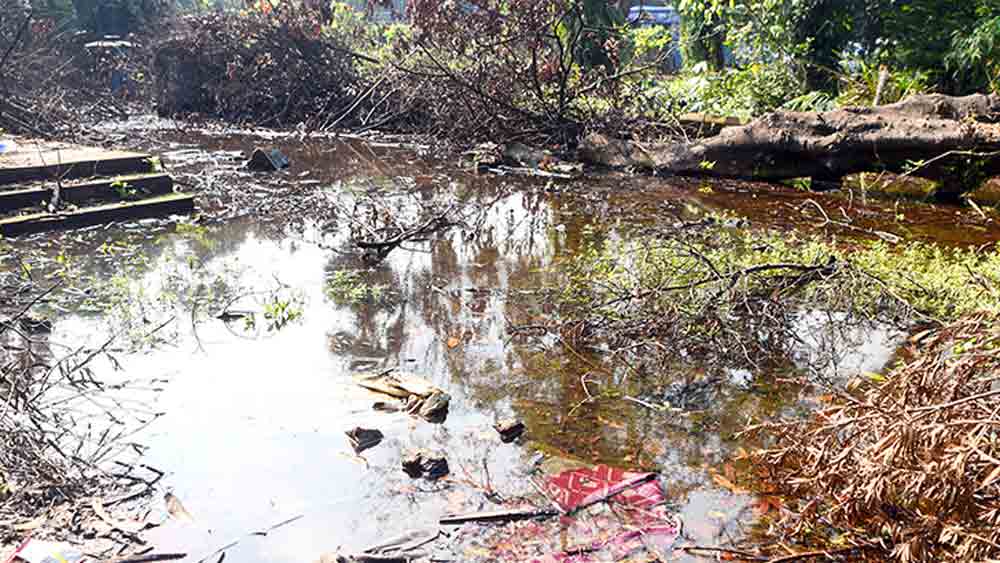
[580,93,1000,197]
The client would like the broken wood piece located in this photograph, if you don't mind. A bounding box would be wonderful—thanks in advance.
[439,507,558,525]
[0,193,195,236]
[363,528,439,556]
[111,554,188,563]
[494,419,525,443]
[677,112,747,127]
[353,371,436,399]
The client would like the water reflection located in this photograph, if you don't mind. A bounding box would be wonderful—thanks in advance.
[6,131,911,562]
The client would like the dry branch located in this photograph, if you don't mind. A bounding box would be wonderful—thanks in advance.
[743,313,1000,562]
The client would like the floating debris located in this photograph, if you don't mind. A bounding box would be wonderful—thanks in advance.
[401,450,449,480]
[494,419,525,443]
[246,148,290,172]
[346,427,384,454]
[355,371,450,423]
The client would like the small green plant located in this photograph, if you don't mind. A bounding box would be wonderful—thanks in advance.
[263,295,304,331]
[111,180,140,201]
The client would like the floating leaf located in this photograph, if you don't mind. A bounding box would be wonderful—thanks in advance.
[165,492,195,523]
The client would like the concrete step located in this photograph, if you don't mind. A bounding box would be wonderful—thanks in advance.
[0,173,174,213]
[0,140,155,186]
[0,193,196,237]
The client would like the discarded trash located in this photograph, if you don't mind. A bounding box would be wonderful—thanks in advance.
[372,401,403,413]
[7,538,84,563]
[543,465,659,514]
[355,371,450,423]
[0,139,18,154]
[494,419,525,443]
[91,498,146,534]
[531,525,680,563]
[355,371,437,398]
[246,148,290,172]
[450,464,680,563]
[401,449,449,480]
[346,427,384,454]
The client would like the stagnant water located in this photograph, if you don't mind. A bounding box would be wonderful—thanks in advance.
[11,122,999,562]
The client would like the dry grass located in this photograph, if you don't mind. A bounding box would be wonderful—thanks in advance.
[743,313,1000,562]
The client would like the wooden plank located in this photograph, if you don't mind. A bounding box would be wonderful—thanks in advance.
[0,142,154,186]
[0,193,195,236]
[0,173,174,213]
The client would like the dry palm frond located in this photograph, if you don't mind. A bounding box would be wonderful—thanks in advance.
[744,313,1000,563]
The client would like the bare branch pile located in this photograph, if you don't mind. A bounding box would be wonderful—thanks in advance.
[0,4,150,137]
[152,6,365,127]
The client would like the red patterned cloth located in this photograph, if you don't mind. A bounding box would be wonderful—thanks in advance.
[542,465,664,513]
[526,465,678,563]
[460,465,679,563]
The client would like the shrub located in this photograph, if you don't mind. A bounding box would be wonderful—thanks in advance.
[658,61,805,119]
[946,15,1000,94]
[837,57,932,108]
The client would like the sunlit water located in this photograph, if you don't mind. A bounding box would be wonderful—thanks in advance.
[5,126,931,562]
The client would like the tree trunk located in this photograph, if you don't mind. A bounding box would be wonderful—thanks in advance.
[580,93,1000,197]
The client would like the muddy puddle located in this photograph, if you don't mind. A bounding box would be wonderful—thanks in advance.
[9,121,999,562]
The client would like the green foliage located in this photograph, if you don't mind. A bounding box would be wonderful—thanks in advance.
[880,0,996,91]
[262,293,304,331]
[946,15,1000,94]
[836,57,931,107]
[677,0,999,95]
[677,0,727,71]
[111,180,140,200]
[628,23,675,64]
[781,90,835,112]
[660,61,805,118]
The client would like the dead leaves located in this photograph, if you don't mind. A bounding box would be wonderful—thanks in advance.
[164,492,194,523]
[739,314,1000,562]
[709,464,747,495]
[92,498,146,535]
